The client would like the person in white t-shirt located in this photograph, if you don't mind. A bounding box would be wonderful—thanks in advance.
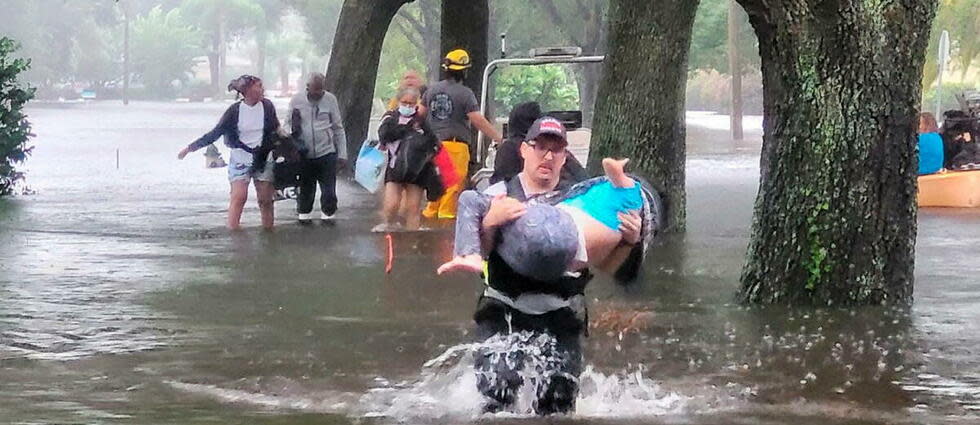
[178,75,281,230]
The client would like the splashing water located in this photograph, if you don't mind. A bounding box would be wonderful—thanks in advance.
[168,332,693,421]
[357,331,690,420]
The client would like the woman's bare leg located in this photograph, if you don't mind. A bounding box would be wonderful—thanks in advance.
[254,180,276,230]
[402,184,424,230]
[228,179,250,230]
[381,182,403,225]
[601,158,634,188]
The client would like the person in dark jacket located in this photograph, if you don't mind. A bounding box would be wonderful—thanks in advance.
[490,102,587,185]
[374,87,440,231]
[177,75,279,230]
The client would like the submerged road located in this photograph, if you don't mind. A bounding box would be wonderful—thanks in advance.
[0,101,978,424]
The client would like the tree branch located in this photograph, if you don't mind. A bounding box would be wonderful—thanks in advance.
[397,8,428,40]
[392,18,424,52]
[538,0,582,47]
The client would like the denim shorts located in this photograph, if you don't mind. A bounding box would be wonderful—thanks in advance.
[228,152,274,183]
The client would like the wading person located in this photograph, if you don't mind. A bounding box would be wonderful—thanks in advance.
[419,49,503,219]
[287,73,348,222]
[374,87,440,231]
[386,70,427,110]
[177,75,280,230]
[444,117,658,414]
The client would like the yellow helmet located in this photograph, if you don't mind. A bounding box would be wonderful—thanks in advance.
[442,49,472,71]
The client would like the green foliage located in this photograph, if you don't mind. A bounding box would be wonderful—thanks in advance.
[804,202,831,291]
[689,0,759,74]
[131,7,202,97]
[375,25,427,104]
[180,0,267,40]
[0,38,36,197]
[492,65,579,118]
[291,0,344,55]
[923,0,980,87]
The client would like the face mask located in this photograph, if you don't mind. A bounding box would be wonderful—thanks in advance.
[308,91,324,102]
[398,105,416,117]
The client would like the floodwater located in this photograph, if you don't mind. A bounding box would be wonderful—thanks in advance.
[0,101,978,424]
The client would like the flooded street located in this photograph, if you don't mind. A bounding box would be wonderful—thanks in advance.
[1,101,978,424]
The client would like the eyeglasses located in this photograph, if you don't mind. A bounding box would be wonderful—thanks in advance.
[526,141,566,157]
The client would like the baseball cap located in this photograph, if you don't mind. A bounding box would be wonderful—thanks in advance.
[525,116,568,146]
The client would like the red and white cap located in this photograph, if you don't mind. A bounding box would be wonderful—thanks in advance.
[525,116,568,146]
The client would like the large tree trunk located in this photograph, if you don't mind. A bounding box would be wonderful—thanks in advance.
[440,0,488,100]
[325,0,411,157]
[590,0,700,233]
[736,0,938,306]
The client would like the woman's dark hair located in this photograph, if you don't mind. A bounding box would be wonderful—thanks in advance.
[507,102,542,139]
[227,74,261,97]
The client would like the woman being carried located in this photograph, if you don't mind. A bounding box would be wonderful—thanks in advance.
[439,154,642,282]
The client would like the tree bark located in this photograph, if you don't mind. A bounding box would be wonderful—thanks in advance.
[325,0,412,157]
[440,0,489,100]
[590,0,700,233]
[538,0,607,127]
[736,0,938,306]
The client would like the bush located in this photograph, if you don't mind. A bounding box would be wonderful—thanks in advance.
[0,37,36,196]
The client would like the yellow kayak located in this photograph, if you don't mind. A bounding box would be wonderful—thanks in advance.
[918,170,980,207]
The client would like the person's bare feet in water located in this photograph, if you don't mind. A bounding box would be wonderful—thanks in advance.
[437,254,484,275]
[602,158,635,188]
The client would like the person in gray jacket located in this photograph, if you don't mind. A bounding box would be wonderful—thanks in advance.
[286,73,348,221]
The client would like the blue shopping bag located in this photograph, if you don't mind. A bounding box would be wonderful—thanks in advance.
[355,140,386,194]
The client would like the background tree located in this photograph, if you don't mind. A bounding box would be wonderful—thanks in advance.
[253,0,288,79]
[736,0,938,306]
[389,0,440,81]
[532,0,608,125]
[290,0,344,57]
[0,38,36,197]
[493,65,579,117]
[440,0,489,100]
[325,0,412,158]
[180,0,265,95]
[590,0,701,233]
[131,7,203,97]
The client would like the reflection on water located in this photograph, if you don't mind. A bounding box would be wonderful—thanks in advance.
[0,102,978,424]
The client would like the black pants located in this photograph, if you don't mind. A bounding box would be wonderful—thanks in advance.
[297,153,338,215]
[472,296,584,415]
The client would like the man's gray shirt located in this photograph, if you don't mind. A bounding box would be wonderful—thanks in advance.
[423,79,479,143]
[286,91,348,160]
